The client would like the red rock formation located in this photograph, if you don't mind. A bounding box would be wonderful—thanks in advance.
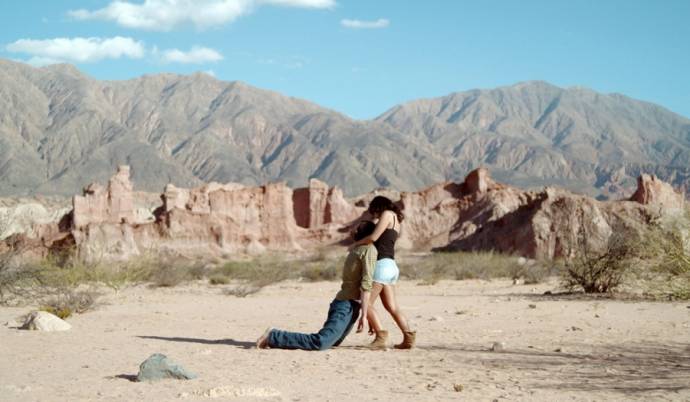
[7,166,687,261]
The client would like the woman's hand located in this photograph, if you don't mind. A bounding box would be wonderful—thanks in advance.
[356,316,365,333]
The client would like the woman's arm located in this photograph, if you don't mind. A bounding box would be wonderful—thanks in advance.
[352,211,393,247]
[357,244,377,332]
[357,289,370,332]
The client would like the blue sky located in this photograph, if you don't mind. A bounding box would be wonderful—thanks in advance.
[1,0,689,120]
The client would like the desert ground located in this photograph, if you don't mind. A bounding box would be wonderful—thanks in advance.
[1,278,689,402]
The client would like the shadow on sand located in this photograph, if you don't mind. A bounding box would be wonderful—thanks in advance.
[137,335,255,349]
[419,342,690,395]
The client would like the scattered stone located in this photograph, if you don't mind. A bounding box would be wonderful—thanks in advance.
[571,326,583,331]
[595,314,600,318]
[528,304,537,309]
[136,353,197,382]
[20,311,71,331]
[455,310,468,315]
[554,347,563,353]
[4,319,21,328]
[490,342,506,352]
[453,383,464,392]
[517,257,527,266]
[543,291,553,296]
[512,278,523,285]
[429,316,444,322]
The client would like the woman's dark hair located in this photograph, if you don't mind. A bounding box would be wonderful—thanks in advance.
[354,220,377,241]
[367,196,404,222]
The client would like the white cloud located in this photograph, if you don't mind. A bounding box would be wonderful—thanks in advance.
[69,0,336,31]
[6,36,145,63]
[341,18,389,29]
[161,46,223,64]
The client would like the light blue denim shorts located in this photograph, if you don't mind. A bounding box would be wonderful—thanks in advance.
[373,258,399,285]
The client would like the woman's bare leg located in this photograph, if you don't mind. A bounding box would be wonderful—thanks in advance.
[381,284,410,334]
[367,282,385,334]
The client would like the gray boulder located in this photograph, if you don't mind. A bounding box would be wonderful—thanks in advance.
[136,353,197,382]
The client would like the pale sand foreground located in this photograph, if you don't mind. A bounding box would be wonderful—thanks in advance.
[1,279,689,402]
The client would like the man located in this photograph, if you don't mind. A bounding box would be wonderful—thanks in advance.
[256,221,377,350]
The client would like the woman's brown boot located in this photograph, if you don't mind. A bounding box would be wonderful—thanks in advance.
[394,331,416,349]
[369,330,388,350]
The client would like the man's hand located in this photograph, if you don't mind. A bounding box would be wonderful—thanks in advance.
[356,315,365,333]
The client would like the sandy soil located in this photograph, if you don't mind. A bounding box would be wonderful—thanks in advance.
[1,279,689,401]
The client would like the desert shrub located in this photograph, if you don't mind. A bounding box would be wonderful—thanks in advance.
[223,285,262,298]
[399,251,530,283]
[148,263,190,288]
[562,222,639,293]
[40,289,99,319]
[209,274,230,285]
[300,257,342,282]
[639,208,690,299]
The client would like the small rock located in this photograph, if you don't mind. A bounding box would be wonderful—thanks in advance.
[571,326,583,331]
[453,383,464,392]
[20,311,71,332]
[543,291,553,295]
[137,353,197,382]
[554,347,562,353]
[528,304,536,309]
[490,342,505,352]
[4,320,21,328]
[594,314,600,318]
[429,316,444,322]
[517,257,527,266]
[512,278,523,285]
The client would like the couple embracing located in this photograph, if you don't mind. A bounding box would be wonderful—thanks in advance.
[256,196,416,350]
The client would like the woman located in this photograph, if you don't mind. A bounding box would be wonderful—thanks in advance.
[350,196,415,349]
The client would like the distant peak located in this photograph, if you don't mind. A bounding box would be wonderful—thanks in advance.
[43,63,84,76]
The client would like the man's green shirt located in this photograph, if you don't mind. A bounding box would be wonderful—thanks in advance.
[335,244,377,301]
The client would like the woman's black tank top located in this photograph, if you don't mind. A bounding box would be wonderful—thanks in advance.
[374,216,399,260]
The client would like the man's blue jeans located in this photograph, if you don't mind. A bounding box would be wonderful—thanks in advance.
[267,299,360,350]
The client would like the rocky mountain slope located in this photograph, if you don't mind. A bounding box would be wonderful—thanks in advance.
[1,59,688,198]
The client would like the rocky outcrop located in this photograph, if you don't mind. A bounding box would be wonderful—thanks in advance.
[7,165,686,260]
[73,166,136,228]
[630,174,685,210]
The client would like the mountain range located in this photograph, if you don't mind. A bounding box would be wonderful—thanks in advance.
[1,58,689,198]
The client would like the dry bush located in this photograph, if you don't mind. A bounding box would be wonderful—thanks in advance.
[562,227,637,293]
[636,208,690,299]
[209,274,230,285]
[562,212,654,293]
[40,289,99,319]
[300,257,342,282]
[223,285,262,298]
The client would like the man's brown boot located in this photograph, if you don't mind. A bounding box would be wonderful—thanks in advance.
[369,330,388,350]
[394,331,416,349]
